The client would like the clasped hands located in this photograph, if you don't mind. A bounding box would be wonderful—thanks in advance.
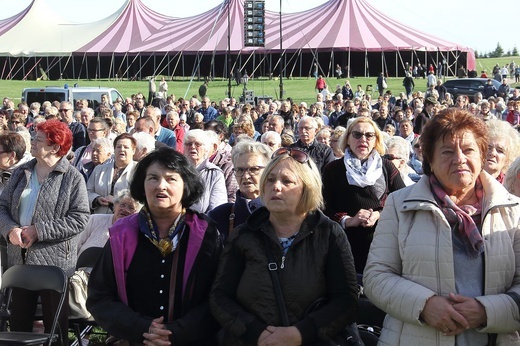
[421,293,487,336]
[8,226,38,248]
[345,208,379,228]
[143,316,171,346]
[258,326,302,346]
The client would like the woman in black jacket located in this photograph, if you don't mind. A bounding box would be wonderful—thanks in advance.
[322,117,405,274]
[211,148,358,345]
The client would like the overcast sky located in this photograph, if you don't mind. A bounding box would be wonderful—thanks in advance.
[0,0,515,54]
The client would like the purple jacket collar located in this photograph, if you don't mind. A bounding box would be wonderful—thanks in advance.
[109,211,208,305]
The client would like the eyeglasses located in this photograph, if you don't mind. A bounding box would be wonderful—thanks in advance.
[87,128,105,133]
[413,144,421,149]
[117,202,136,212]
[59,109,71,112]
[298,126,315,132]
[184,141,203,148]
[383,154,403,160]
[233,166,265,177]
[350,131,376,140]
[272,147,309,164]
[10,121,21,124]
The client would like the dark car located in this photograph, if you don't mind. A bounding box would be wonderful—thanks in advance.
[443,78,505,101]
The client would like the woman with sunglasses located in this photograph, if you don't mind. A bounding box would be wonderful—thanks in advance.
[322,117,405,274]
[211,146,358,345]
[208,140,271,241]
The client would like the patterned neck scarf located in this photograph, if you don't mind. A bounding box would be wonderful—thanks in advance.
[429,174,484,258]
[343,148,383,188]
[138,205,186,257]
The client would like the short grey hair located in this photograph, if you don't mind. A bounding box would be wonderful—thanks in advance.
[91,137,114,156]
[487,119,520,173]
[231,139,272,166]
[114,189,142,210]
[261,131,281,145]
[132,132,155,153]
[184,129,210,154]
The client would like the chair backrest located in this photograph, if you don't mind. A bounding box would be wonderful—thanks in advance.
[75,247,104,270]
[2,265,67,344]
[2,265,67,293]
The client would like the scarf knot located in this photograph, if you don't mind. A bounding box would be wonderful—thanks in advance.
[429,174,484,258]
[343,149,382,188]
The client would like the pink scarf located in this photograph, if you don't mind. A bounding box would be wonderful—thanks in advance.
[429,174,484,258]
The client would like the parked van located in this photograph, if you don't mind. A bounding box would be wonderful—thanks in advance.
[21,85,123,109]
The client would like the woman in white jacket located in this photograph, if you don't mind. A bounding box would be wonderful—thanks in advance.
[364,108,520,345]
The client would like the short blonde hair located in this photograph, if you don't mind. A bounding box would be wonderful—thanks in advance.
[339,117,385,155]
[260,153,323,214]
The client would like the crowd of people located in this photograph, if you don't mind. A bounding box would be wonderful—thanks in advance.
[0,72,518,345]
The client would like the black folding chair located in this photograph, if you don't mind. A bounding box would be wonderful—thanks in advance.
[69,247,104,346]
[0,265,67,346]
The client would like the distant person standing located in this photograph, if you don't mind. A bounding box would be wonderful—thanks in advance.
[377,72,386,97]
[427,71,437,88]
[158,76,168,95]
[234,68,241,86]
[501,65,509,80]
[148,76,156,105]
[313,62,318,79]
[315,75,326,92]
[402,72,415,99]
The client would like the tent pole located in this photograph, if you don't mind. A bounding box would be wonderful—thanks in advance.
[364,50,367,78]
[84,53,88,80]
[299,50,302,78]
[23,58,41,81]
[1,59,7,80]
[329,49,333,78]
[395,51,398,77]
[348,48,351,78]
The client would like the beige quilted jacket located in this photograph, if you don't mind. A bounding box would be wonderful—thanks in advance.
[364,171,520,345]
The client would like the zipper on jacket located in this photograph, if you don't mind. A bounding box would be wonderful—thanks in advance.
[280,256,286,269]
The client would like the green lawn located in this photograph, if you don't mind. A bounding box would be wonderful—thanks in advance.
[2,56,519,106]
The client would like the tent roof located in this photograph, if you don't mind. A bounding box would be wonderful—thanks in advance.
[0,0,127,56]
[263,0,471,52]
[0,0,474,60]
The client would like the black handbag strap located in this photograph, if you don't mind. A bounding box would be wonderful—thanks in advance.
[263,236,291,327]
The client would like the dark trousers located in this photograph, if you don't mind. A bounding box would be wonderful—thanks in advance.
[10,287,69,346]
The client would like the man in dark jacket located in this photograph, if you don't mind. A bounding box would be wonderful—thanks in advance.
[483,79,497,99]
[289,116,335,173]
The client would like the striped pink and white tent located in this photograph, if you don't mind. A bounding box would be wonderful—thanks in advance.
[0,0,475,78]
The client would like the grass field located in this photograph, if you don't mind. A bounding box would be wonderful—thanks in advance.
[2,56,519,106]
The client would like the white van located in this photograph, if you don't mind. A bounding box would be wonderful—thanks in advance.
[21,85,123,109]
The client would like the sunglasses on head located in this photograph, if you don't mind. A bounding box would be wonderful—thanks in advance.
[272,147,309,164]
[350,131,376,140]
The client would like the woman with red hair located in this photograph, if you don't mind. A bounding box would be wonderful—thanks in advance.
[0,119,90,345]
